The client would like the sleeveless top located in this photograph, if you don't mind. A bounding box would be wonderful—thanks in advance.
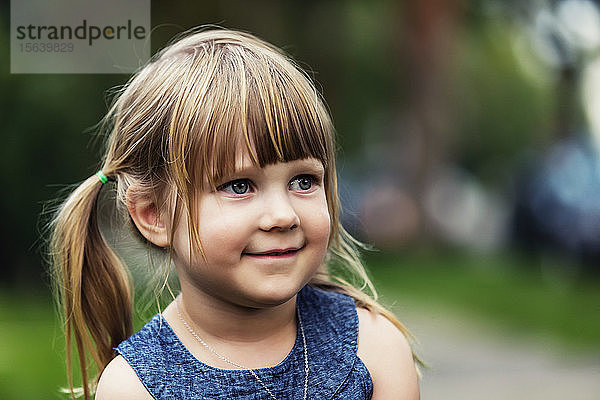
[116,285,373,399]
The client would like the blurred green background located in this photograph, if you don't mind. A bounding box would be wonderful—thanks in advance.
[2,0,600,399]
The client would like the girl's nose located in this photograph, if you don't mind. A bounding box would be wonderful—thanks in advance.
[259,192,300,231]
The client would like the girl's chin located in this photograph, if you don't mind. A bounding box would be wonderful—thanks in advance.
[238,282,306,309]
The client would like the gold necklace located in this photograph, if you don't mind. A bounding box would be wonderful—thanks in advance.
[174,298,309,400]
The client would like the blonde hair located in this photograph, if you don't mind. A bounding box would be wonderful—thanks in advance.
[49,28,417,400]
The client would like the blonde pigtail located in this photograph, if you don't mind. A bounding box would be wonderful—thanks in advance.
[50,173,132,399]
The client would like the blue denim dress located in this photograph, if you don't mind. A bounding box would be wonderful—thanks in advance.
[117,285,373,399]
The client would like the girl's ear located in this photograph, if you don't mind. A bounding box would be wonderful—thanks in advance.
[126,189,170,248]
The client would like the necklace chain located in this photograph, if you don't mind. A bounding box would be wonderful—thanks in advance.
[175,298,309,400]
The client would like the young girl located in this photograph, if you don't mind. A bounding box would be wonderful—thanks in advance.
[50,29,420,399]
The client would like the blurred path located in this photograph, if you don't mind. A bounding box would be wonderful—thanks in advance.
[398,305,600,399]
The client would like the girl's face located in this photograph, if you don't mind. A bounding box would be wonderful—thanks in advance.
[171,149,331,309]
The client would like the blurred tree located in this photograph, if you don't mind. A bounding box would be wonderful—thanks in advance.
[400,0,463,220]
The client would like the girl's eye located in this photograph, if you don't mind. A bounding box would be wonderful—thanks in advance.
[219,179,252,195]
[290,175,316,191]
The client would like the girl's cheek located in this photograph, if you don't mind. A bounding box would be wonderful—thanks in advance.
[310,203,331,243]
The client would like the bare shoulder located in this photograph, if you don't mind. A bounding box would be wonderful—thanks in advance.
[95,355,153,400]
[356,307,420,400]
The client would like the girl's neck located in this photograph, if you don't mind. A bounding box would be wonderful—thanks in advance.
[162,283,299,369]
[170,282,298,345]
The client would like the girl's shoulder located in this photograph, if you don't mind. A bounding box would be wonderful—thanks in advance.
[355,307,420,400]
[95,355,153,400]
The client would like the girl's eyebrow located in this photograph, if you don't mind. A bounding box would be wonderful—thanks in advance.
[230,159,325,176]
[294,159,325,175]
[230,164,262,177]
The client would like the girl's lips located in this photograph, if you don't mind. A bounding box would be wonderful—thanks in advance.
[243,246,304,258]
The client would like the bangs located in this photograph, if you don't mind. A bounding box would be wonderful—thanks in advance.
[176,42,334,189]
[244,64,331,168]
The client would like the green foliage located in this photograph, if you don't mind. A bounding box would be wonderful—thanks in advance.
[0,291,65,400]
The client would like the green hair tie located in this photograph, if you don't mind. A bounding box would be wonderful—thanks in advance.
[95,170,109,184]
